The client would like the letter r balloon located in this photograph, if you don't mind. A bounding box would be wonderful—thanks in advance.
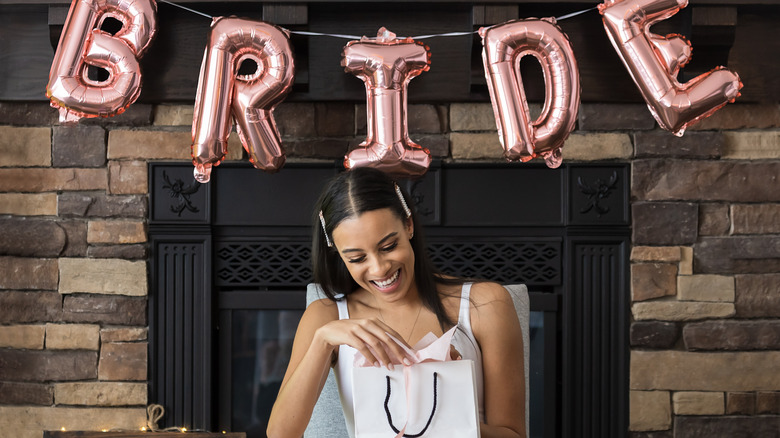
[342,28,432,178]
[600,0,742,136]
[480,19,580,169]
[46,0,157,123]
[191,17,295,183]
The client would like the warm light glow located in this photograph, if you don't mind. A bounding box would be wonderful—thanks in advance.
[61,428,66,432]
[102,430,108,433]
[181,427,188,432]
[141,427,147,432]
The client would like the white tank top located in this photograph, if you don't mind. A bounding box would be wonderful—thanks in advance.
[333,283,485,437]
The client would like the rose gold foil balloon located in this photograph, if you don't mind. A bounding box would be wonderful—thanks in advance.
[46,0,157,124]
[480,18,580,169]
[191,17,295,183]
[342,28,432,178]
[600,0,742,136]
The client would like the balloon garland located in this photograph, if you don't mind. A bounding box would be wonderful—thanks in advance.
[46,0,742,179]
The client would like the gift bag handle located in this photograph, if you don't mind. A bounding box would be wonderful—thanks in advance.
[384,372,438,438]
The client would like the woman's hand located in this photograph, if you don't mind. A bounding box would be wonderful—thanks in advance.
[314,318,415,369]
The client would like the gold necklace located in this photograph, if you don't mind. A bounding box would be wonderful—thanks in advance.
[378,302,423,343]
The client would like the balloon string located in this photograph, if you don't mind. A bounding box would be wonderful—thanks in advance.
[289,30,363,39]
[289,6,596,40]
[555,6,599,21]
[157,0,596,37]
[414,31,477,40]
[158,0,213,19]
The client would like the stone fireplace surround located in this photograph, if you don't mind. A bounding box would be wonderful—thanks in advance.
[2,99,780,438]
[147,158,630,438]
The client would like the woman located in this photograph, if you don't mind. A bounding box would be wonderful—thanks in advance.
[267,167,526,438]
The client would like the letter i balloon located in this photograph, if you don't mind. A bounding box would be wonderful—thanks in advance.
[342,28,432,178]
[47,0,157,123]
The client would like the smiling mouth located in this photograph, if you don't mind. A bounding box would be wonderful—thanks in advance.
[371,269,400,289]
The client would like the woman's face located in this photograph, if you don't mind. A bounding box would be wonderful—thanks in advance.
[331,208,416,301]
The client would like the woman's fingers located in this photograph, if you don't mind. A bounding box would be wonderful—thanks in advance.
[350,337,381,368]
[354,319,415,369]
[352,322,397,369]
[324,318,417,369]
[370,320,415,365]
[450,345,462,360]
[317,320,384,366]
[371,319,409,347]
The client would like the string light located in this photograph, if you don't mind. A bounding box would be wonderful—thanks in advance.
[52,424,228,434]
[55,405,217,434]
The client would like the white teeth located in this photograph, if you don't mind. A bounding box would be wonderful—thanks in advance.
[373,270,399,288]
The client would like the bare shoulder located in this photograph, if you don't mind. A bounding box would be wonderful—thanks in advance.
[469,282,519,338]
[299,298,340,330]
[469,281,512,307]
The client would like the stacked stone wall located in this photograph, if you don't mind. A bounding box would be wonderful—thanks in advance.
[0,104,156,438]
[628,104,780,437]
[1,100,779,437]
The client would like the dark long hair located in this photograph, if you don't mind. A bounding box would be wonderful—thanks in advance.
[312,167,460,328]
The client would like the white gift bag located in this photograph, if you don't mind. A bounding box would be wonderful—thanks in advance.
[352,360,480,438]
[351,326,481,438]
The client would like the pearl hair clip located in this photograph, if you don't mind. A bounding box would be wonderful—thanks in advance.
[394,183,412,218]
[319,210,333,248]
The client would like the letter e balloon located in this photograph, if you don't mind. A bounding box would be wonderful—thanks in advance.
[600,0,742,136]
[46,0,157,123]
[480,18,580,169]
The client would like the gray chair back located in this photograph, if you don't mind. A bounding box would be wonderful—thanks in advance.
[303,283,530,438]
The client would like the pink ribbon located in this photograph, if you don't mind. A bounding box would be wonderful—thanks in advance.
[353,326,457,368]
